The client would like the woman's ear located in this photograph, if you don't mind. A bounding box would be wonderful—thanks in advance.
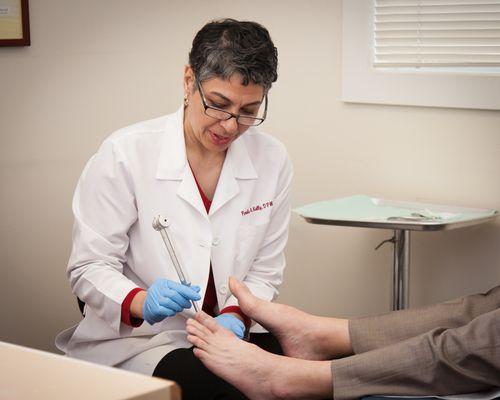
[183,65,196,95]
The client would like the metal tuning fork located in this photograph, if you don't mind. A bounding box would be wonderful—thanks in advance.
[152,215,200,312]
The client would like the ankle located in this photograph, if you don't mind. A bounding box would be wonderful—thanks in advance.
[270,358,333,400]
[317,317,352,358]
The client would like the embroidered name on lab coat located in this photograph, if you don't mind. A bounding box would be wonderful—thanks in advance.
[241,201,274,216]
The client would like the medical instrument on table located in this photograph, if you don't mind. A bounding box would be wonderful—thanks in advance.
[387,212,443,223]
[152,215,200,312]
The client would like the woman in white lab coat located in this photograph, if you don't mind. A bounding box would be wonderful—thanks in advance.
[56,18,292,399]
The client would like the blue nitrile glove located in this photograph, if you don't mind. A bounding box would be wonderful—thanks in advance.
[143,279,201,325]
[214,314,245,339]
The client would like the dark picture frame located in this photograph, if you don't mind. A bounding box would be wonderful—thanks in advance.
[0,0,30,46]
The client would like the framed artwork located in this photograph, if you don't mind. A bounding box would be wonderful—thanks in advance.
[0,0,30,46]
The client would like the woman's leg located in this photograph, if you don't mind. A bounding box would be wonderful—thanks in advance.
[153,347,246,400]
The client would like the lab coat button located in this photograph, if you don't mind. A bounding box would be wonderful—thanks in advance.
[219,284,228,295]
[212,237,221,246]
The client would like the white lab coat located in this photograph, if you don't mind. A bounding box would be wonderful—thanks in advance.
[55,105,293,368]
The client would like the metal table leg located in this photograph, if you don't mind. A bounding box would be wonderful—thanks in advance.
[392,229,410,310]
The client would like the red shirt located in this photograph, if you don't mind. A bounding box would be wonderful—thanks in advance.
[121,171,250,329]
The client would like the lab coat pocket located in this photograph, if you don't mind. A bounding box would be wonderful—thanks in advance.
[235,223,268,269]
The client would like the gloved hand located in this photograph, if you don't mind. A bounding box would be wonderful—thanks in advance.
[214,314,246,339]
[143,279,201,325]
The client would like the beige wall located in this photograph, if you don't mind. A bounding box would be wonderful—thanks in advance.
[1,0,499,353]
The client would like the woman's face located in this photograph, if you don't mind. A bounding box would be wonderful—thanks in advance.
[183,67,265,154]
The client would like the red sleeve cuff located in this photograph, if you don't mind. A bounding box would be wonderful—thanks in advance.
[121,288,145,327]
[220,306,252,330]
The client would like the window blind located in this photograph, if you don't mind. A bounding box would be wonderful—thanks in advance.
[374,0,500,67]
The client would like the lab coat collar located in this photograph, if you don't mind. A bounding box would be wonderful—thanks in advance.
[155,106,188,180]
[208,138,256,216]
[155,105,258,217]
[155,105,259,181]
[224,132,258,180]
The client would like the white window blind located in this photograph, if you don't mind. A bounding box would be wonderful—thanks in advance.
[374,0,500,67]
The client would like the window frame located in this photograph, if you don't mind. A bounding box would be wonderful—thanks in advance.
[341,0,500,110]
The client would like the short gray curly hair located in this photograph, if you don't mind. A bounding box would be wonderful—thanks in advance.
[188,19,278,92]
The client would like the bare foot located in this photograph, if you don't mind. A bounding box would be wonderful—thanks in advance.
[186,311,332,400]
[229,277,352,360]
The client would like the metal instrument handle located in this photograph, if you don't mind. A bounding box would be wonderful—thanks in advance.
[152,215,200,312]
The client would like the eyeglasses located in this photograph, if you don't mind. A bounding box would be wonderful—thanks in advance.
[196,80,267,127]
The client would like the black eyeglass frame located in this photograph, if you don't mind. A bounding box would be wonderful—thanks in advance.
[196,80,268,127]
